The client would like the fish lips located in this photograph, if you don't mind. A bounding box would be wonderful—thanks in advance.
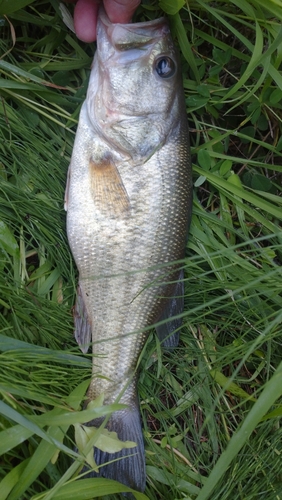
[98,7,170,54]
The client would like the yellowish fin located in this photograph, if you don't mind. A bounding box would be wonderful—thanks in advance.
[89,157,130,216]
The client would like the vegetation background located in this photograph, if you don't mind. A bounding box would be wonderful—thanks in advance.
[0,0,282,498]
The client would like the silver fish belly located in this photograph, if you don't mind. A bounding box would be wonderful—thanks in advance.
[65,8,192,492]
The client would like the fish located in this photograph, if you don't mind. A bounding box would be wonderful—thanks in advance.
[65,7,192,493]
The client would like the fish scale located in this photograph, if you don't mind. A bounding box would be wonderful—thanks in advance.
[65,8,192,493]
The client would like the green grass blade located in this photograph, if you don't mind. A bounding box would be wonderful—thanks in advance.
[193,165,282,220]
[0,424,33,455]
[170,12,200,83]
[0,460,29,500]
[0,0,35,15]
[196,359,282,500]
[34,478,149,500]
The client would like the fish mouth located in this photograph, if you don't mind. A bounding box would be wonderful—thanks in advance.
[99,7,167,31]
[98,7,170,50]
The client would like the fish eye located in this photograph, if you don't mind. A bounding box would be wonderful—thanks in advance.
[155,56,176,78]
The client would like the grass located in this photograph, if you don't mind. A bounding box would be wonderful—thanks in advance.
[0,0,282,499]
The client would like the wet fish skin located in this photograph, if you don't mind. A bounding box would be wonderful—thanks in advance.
[65,8,192,492]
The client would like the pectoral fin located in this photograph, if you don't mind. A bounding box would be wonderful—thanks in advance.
[73,284,92,354]
[155,269,184,349]
[89,157,130,216]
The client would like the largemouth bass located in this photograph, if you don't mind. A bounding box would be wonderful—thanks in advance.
[65,8,192,493]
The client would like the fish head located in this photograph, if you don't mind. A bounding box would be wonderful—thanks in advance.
[86,9,184,160]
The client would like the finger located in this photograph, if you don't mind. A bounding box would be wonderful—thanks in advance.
[103,0,141,24]
[74,0,100,42]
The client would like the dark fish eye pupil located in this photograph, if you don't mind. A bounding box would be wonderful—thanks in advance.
[155,57,175,78]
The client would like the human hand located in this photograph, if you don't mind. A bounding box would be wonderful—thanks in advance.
[65,0,141,42]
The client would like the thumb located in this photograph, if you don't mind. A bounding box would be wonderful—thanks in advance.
[73,0,100,43]
[103,0,141,24]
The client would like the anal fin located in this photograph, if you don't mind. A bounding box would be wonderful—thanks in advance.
[155,269,184,349]
[73,284,92,354]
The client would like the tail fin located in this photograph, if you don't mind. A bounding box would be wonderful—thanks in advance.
[83,404,146,493]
